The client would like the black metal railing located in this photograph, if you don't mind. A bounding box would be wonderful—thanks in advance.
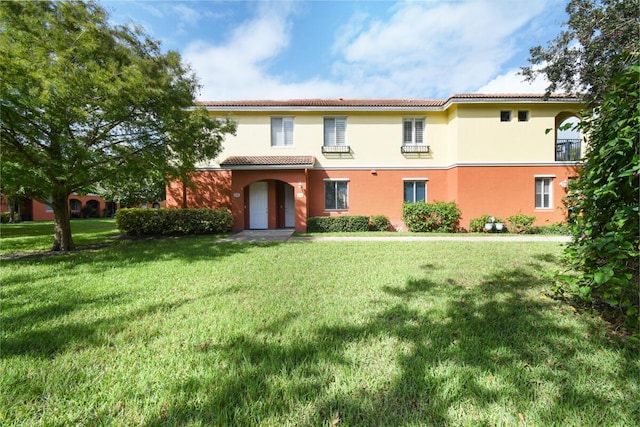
[556,139,581,161]
[322,145,351,154]
[401,144,430,154]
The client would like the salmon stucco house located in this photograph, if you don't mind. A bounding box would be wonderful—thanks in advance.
[166,94,583,232]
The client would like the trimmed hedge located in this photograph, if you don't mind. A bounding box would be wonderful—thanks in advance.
[307,215,370,232]
[115,208,233,236]
[369,215,391,231]
[507,213,536,234]
[402,201,461,232]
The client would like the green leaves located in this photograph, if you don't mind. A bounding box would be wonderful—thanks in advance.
[557,64,639,333]
[0,0,235,250]
[522,0,640,106]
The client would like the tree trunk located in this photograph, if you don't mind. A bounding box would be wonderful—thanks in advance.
[51,192,75,251]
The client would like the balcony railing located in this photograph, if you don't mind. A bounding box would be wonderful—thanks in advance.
[322,145,351,154]
[401,144,430,154]
[556,139,581,161]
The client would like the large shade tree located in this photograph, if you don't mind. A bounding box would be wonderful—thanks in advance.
[0,0,234,251]
[523,0,639,328]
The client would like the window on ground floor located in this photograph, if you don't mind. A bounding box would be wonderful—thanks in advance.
[535,177,553,209]
[403,180,426,203]
[324,180,348,210]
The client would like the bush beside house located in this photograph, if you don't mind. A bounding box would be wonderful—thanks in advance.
[116,208,233,236]
[402,201,461,232]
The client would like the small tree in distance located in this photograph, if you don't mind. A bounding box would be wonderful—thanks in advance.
[0,0,235,251]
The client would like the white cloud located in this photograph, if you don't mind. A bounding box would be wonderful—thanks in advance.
[332,0,552,98]
[184,0,558,100]
[476,67,552,94]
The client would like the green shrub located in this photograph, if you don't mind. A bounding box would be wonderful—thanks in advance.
[115,208,233,236]
[507,213,536,234]
[402,201,461,233]
[532,222,571,235]
[307,216,370,232]
[1,212,21,223]
[469,214,506,233]
[369,215,391,231]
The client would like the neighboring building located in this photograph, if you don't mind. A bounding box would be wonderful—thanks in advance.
[0,194,113,221]
[166,95,583,232]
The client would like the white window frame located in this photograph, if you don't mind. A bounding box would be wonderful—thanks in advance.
[535,176,554,209]
[402,178,428,203]
[324,117,347,147]
[271,117,294,147]
[403,118,425,145]
[500,111,511,122]
[323,178,349,211]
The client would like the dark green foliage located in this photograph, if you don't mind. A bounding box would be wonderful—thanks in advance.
[81,204,99,219]
[402,201,461,233]
[507,214,537,234]
[307,216,370,232]
[522,0,640,106]
[115,208,233,236]
[557,64,639,330]
[369,215,391,231]
[1,212,14,223]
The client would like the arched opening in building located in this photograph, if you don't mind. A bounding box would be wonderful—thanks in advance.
[555,113,582,161]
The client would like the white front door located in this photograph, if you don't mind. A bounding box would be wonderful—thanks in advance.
[284,184,295,228]
[249,181,268,229]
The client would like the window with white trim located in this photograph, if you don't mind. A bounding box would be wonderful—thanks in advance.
[271,117,294,147]
[403,181,426,203]
[403,118,425,145]
[324,118,347,147]
[535,177,553,209]
[324,180,348,210]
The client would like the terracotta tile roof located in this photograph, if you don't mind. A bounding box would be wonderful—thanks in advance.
[199,98,444,107]
[220,156,316,167]
[198,94,580,109]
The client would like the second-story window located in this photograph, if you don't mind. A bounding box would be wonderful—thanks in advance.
[403,118,425,145]
[324,118,347,147]
[271,117,294,147]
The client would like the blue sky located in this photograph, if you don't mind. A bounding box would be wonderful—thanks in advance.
[102,0,570,101]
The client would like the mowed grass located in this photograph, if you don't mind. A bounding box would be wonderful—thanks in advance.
[0,219,120,255]
[1,227,638,425]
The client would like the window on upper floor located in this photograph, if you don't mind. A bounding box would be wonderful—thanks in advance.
[403,180,427,203]
[324,180,348,210]
[500,111,511,122]
[518,110,529,121]
[403,118,425,145]
[324,118,347,146]
[271,117,294,147]
[535,177,553,209]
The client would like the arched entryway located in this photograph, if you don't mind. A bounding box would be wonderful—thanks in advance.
[555,112,582,161]
[247,180,296,230]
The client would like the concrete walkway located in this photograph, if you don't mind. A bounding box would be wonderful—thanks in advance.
[218,229,571,243]
[217,229,296,242]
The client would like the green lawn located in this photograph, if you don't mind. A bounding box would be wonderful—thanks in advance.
[1,225,638,426]
[0,219,120,255]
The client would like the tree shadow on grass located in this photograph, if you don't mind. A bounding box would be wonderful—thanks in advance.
[143,261,639,426]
